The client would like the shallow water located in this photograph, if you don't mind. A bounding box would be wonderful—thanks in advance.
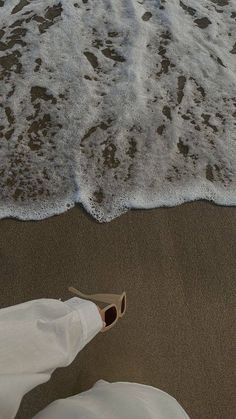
[0,0,236,221]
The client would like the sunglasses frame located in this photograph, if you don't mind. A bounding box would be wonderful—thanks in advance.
[117,292,126,318]
[68,287,127,330]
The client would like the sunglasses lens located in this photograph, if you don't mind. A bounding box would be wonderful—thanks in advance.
[105,306,117,326]
[121,296,126,313]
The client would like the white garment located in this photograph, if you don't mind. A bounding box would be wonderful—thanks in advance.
[34,380,189,419]
[0,297,103,419]
[0,298,189,419]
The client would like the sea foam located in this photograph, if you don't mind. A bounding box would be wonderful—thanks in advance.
[0,0,236,221]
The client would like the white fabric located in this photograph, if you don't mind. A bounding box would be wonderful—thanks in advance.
[34,380,190,419]
[0,297,103,419]
[0,298,189,419]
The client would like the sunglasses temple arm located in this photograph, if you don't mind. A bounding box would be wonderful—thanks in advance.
[68,287,89,299]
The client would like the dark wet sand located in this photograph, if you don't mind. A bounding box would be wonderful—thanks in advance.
[0,202,235,419]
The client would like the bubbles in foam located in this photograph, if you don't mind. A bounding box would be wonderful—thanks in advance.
[0,0,236,222]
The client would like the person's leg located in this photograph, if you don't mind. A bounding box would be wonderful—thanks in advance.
[0,297,103,419]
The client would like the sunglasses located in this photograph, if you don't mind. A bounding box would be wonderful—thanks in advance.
[68,287,126,332]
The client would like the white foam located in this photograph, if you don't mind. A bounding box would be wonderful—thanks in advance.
[0,0,236,221]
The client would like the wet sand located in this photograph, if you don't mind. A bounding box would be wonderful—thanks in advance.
[0,201,235,419]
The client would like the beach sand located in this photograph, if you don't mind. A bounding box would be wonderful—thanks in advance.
[0,202,235,419]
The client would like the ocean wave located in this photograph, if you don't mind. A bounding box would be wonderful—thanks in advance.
[0,0,236,221]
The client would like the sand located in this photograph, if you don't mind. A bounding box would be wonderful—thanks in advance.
[0,201,235,419]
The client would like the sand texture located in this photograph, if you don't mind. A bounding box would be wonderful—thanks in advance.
[0,202,235,419]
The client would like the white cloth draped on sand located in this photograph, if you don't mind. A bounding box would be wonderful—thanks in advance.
[0,297,189,419]
[34,380,189,419]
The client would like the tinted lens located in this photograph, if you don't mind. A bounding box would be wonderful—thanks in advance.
[121,296,126,313]
[105,306,117,326]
